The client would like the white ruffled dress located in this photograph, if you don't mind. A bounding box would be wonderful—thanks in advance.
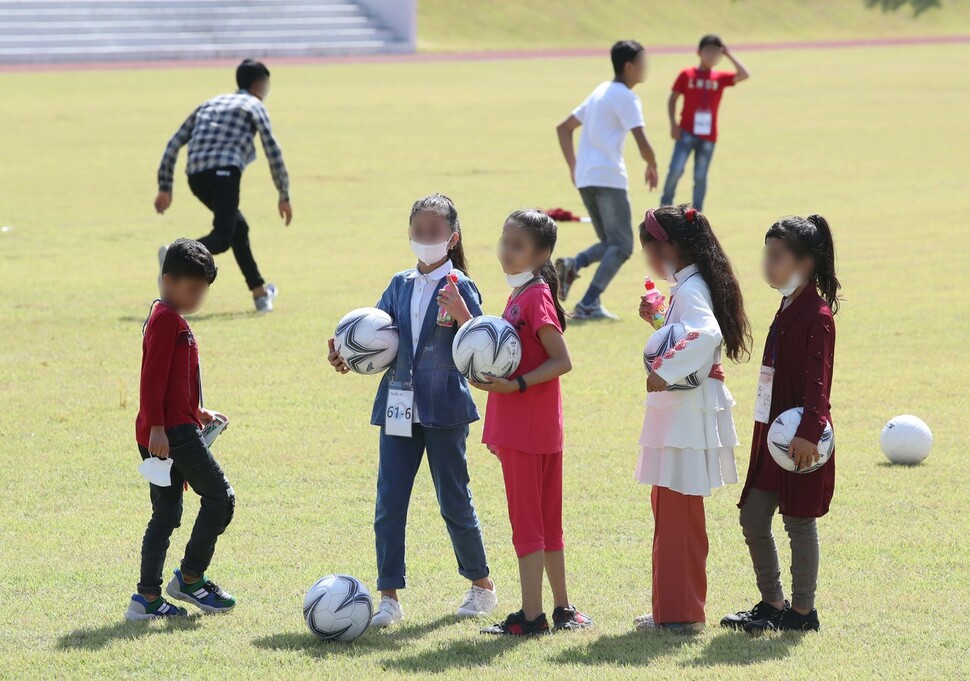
[635,265,739,497]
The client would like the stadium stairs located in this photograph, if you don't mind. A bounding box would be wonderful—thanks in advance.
[0,0,413,64]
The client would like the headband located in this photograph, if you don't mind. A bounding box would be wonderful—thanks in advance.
[644,209,669,242]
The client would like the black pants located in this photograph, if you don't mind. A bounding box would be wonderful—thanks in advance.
[188,166,265,291]
[137,424,235,596]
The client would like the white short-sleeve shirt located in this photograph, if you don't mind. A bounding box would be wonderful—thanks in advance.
[572,81,645,190]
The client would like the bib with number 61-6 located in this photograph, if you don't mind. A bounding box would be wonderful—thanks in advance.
[693,109,713,137]
[385,382,414,437]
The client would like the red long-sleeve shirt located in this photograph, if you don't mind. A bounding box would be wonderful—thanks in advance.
[739,289,836,518]
[135,302,201,447]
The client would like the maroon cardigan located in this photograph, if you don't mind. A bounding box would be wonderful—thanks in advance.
[739,288,836,518]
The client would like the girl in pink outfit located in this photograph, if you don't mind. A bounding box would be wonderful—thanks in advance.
[437,209,592,636]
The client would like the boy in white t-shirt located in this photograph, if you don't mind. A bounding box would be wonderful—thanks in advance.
[555,40,658,321]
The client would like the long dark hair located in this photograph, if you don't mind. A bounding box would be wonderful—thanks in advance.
[504,209,568,330]
[409,193,469,274]
[639,204,751,363]
[765,214,841,314]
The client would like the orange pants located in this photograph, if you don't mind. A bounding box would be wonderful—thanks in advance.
[651,485,708,624]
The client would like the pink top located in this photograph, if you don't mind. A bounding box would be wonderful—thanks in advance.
[483,282,564,454]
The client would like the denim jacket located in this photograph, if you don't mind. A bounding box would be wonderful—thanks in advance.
[369,268,484,429]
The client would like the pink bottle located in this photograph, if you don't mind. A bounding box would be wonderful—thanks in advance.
[437,271,460,326]
[644,277,667,330]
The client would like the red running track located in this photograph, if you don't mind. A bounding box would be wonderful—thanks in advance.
[1,34,967,73]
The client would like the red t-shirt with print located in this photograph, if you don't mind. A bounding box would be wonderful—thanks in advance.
[673,67,736,143]
[482,282,564,455]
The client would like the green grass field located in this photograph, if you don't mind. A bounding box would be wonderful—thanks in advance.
[2,17,970,681]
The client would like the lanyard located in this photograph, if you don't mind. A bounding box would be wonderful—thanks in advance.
[697,68,714,109]
[765,300,786,368]
[663,271,700,324]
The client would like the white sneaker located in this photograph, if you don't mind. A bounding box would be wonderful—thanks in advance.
[157,244,169,296]
[456,585,498,618]
[254,283,277,313]
[371,596,404,628]
[635,613,704,634]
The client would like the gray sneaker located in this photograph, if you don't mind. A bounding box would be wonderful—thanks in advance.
[254,283,277,313]
[573,302,619,321]
[555,257,579,301]
[157,244,169,296]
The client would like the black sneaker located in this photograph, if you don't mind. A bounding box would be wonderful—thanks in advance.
[481,610,550,636]
[552,605,593,631]
[745,607,820,634]
[720,600,788,630]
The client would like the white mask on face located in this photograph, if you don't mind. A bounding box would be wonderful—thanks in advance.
[506,270,535,288]
[410,239,450,267]
[775,271,802,297]
[662,260,678,284]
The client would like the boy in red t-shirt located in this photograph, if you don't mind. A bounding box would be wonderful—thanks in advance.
[125,238,238,621]
[660,35,750,211]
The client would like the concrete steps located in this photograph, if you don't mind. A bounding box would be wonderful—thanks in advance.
[0,0,413,64]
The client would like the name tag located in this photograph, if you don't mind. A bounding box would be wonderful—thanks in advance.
[693,110,713,136]
[385,382,414,438]
[754,366,774,424]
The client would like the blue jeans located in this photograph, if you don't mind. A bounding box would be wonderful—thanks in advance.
[576,186,633,296]
[660,131,717,211]
[374,424,489,590]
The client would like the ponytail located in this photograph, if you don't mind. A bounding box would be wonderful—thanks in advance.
[766,214,842,314]
[806,214,841,314]
[504,209,568,331]
[539,259,568,330]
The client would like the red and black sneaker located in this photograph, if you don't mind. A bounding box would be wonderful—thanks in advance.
[481,610,550,636]
[552,604,593,631]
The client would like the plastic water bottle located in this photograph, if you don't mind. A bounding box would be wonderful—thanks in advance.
[644,277,667,330]
[437,271,460,326]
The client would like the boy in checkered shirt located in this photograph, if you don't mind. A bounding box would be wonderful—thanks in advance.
[154,59,292,313]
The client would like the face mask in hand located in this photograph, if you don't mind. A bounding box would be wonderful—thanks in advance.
[506,270,535,288]
[410,239,450,266]
[775,271,802,297]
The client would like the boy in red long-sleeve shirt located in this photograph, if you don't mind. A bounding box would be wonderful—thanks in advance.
[126,238,238,621]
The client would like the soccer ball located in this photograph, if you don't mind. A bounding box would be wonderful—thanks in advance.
[334,307,399,375]
[452,315,521,382]
[766,407,835,474]
[303,574,373,642]
[881,415,932,465]
[643,323,713,391]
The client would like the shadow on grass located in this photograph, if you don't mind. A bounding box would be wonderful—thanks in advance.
[56,615,202,651]
[551,629,691,667]
[252,615,456,659]
[381,635,527,674]
[686,630,803,668]
[117,310,254,324]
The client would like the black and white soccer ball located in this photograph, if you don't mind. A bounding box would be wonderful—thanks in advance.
[643,323,713,391]
[303,574,373,642]
[452,315,522,382]
[334,307,399,375]
[766,407,834,474]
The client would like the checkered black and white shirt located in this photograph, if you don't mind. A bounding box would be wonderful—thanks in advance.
[157,89,290,201]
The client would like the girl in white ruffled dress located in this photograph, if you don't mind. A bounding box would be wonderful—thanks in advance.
[633,205,751,633]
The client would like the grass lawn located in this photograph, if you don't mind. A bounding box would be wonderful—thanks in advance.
[418,0,970,51]
[1,38,969,681]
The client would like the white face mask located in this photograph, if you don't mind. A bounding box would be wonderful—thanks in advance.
[410,239,450,267]
[506,270,535,288]
[775,271,802,297]
[662,260,678,284]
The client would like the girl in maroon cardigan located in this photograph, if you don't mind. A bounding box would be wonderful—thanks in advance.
[721,214,841,634]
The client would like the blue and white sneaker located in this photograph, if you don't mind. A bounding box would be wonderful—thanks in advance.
[124,594,188,621]
[254,283,277,313]
[165,569,237,614]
